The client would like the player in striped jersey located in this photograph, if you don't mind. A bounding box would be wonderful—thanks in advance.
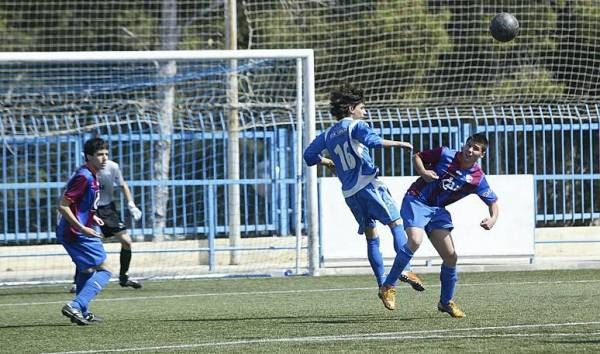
[56,138,112,325]
[380,133,500,317]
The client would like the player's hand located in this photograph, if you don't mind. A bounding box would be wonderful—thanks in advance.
[422,170,439,182]
[93,214,105,226]
[320,157,337,176]
[81,225,102,238]
[128,202,142,221]
[399,142,413,151]
[480,218,496,230]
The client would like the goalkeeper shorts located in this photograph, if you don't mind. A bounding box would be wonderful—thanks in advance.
[96,202,127,237]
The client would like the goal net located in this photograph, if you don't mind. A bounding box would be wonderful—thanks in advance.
[243,1,599,107]
[0,50,318,285]
[1,1,598,108]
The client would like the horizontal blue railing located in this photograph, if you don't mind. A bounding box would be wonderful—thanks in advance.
[1,105,599,244]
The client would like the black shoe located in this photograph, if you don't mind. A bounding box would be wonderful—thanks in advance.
[85,312,103,323]
[61,303,90,326]
[85,312,104,324]
[70,312,103,325]
[399,271,426,292]
[119,276,142,289]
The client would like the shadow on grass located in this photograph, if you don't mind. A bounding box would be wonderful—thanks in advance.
[0,323,71,329]
[0,290,68,297]
[545,339,600,344]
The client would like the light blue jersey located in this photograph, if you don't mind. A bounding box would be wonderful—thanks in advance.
[304,114,413,287]
[303,118,383,197]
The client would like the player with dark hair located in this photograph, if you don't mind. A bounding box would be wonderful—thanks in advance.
[379,133,499,317]
[69,158,143,293]
[304,85,425,308]
[56,137,111,325]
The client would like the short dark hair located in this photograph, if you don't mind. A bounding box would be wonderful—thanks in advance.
[83,137,108,161]
[466,133,489,151]
[329,84,364,120]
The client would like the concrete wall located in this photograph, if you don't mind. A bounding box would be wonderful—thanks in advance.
[535,227,600,257]
[320,175,535,263]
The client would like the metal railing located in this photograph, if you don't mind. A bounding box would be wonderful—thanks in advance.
[1,104,598,244]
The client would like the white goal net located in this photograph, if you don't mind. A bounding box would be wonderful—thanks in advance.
[0,50,318,284]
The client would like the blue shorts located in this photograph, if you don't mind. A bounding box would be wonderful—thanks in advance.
[400,193,454,234]
[344,179,400,234]
[57,233,107,271]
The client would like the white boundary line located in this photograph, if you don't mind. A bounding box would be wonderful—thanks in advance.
[42,322,600,354]
[2,278,600,307]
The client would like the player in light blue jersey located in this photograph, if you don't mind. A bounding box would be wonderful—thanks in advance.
[304,85,424,310]
[380,133,500,318]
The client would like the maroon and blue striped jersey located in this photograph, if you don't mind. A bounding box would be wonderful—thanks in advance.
[408,147,497,207]
[56,165,100,241]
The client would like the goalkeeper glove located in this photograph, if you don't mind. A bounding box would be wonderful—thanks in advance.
[128,201,142,221]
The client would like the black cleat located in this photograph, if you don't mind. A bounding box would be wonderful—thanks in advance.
[62,303,90,326]
[70,312,104,325]
[119,276,142,289]
[84,312,103,323]
[399,271,426,292]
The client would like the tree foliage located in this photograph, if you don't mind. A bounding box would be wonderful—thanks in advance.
[0,1,599,105]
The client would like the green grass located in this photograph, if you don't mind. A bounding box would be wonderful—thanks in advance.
[1,270,600,353]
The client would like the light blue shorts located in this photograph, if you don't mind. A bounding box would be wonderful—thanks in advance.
[344,179,400,234]
[400,193,454,234]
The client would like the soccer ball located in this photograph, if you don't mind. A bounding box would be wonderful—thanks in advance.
[489,12,519,42]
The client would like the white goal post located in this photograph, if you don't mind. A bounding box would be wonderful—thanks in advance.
[0,49,320,279]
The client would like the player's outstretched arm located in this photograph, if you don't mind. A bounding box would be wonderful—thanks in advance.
[381,139,413,151]
[480,201,499,230]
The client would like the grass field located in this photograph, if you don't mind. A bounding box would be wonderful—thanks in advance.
[1,269,600,353]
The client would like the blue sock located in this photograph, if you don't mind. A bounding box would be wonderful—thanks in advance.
[390,225,412,273]
[74,270,92,296]
[440,264,458,305]
[390,225,407,253]
[366,237,385,287]
[383,244,413,286]
[73,269,111,313]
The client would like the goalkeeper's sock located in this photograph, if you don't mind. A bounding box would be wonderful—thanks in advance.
[366,237,385,287]
[383,244,413,287]
[440,264,458,305]
[119,248,132,278]
[73,269,111,311]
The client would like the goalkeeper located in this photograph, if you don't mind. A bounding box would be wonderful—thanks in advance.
[70,158,143,292]
[304,84,425,308]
